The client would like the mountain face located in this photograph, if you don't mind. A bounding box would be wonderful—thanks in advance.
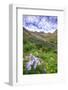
[23,27,57,74]
[23,27,57,48]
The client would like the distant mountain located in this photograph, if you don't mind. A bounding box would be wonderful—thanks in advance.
[23,27,57,43]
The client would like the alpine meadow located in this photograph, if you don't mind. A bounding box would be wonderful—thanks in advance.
[23,15,57,75]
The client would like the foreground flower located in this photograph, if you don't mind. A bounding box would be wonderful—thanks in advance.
[26,54,41,71]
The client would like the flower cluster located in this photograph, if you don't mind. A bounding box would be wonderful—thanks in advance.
[26,54,41,71]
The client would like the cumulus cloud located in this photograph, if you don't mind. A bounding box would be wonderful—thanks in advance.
[23,15,57,33]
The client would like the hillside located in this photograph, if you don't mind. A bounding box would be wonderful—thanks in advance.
[23,27,57,74]
[23,27,57,51]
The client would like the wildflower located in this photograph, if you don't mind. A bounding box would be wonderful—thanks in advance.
[26,54,41,71]
[26,62,31,71]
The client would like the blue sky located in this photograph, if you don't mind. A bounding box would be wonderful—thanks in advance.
[23,15,57,33]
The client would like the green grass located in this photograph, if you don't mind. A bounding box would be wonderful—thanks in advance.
[23,27,57,75]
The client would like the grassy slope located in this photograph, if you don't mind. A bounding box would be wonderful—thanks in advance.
[23,27,57,74]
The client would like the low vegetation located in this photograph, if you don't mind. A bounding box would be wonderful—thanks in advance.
[23,27,57,74]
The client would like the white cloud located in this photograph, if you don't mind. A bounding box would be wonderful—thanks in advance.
[23,16,57,33]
